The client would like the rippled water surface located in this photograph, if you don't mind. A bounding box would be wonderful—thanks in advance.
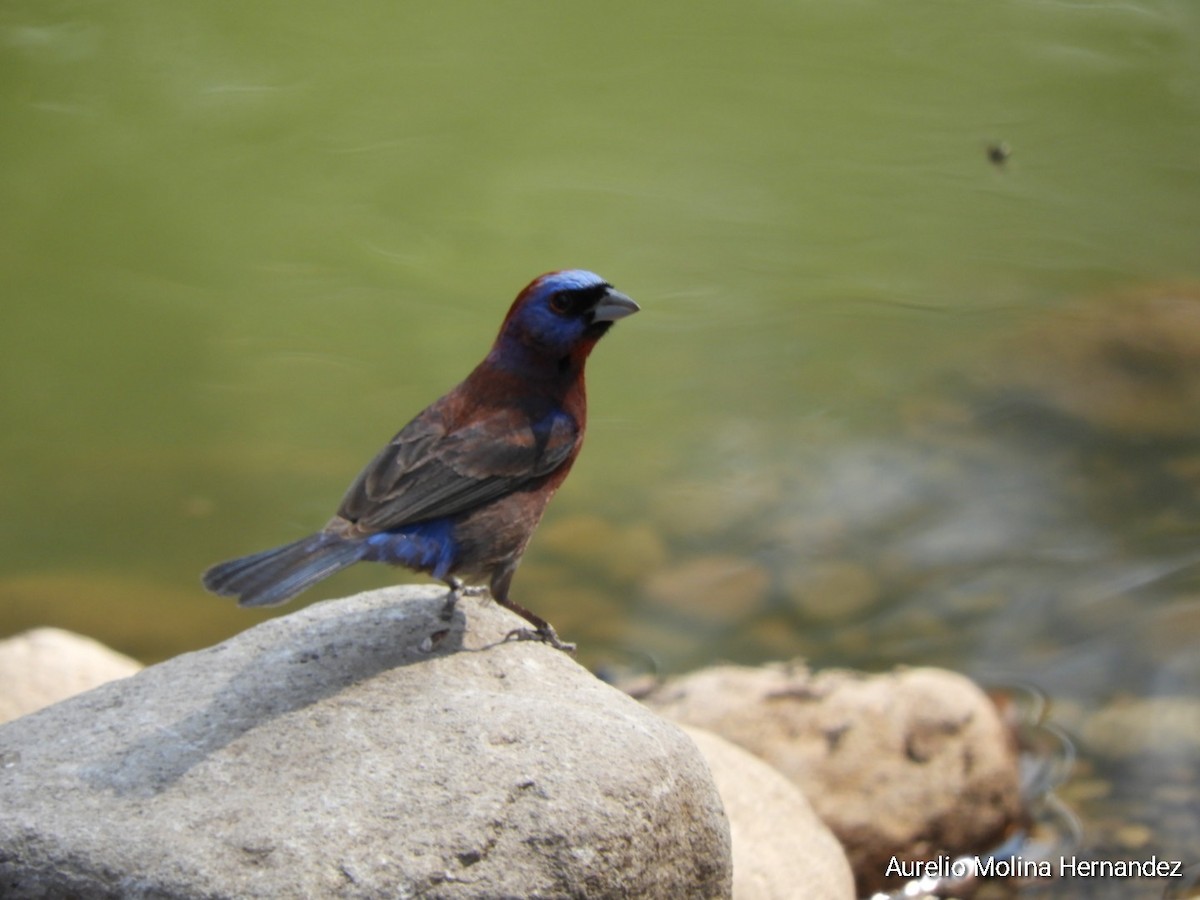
[4,2,1200,896]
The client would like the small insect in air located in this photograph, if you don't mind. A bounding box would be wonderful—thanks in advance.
[986,141,1011,169]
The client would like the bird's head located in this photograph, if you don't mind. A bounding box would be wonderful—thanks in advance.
[492,270,639,370]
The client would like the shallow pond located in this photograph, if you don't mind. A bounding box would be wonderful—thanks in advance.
[3,2,1199,896]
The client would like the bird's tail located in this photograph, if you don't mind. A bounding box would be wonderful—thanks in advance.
[202,533,365,608]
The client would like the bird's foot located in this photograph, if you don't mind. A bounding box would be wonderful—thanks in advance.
[504,626,576,654]
[442,579,489,620]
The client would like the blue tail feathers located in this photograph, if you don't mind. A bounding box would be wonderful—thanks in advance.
[202,533,365,608]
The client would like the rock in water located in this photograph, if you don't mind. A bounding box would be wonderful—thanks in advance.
[0,586,731,899]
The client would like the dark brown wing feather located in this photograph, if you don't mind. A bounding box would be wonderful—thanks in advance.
[337,403,578,531]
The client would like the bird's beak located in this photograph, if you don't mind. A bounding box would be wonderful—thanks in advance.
[592,289,640,323]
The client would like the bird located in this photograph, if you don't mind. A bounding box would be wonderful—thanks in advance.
[202,270,639,651]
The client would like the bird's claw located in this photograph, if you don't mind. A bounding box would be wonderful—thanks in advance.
[504,626,576,654]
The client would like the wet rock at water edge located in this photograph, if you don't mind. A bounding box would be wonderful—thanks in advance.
[977,280,1200,439]
[639,661,1023,896]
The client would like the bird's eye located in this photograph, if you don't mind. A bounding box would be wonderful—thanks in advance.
[548,292,572,314]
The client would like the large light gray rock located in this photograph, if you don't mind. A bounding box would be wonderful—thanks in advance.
[0,586,731,899]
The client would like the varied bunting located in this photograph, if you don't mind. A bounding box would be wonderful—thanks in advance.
[202,270,639,650]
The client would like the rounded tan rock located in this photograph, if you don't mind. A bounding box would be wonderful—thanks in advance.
[641,662,1022,896]
[0,628,142,724]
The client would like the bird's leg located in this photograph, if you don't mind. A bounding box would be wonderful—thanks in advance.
[494,600,573,657]
[472,573,571,652]
[441,576,487,620]
[441,576,463,621]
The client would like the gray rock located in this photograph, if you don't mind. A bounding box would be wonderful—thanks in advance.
[0,586,731,899]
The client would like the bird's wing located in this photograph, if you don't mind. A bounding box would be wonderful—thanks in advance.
[337,405,579,531]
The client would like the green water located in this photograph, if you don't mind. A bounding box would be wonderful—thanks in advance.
[4,1,1200,892]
